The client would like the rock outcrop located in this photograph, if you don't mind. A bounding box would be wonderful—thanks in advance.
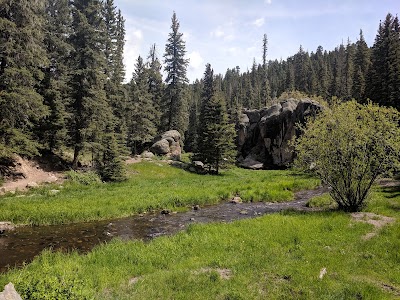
[149,130,182,160]
[0,283,22,300]
[238,98,323,169]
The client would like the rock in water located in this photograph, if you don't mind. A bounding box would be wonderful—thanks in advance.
[238,98,323,169]
[0,283,22,300]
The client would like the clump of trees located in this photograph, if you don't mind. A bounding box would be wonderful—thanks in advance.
[294,101,400,212]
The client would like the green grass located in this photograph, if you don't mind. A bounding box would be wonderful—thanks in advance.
[0,161,319,225]
[1,184,399,299]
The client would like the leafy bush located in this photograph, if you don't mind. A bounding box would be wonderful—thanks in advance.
[295,101,400,212]
[65,170,101,185]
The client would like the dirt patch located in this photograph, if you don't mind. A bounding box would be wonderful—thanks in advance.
[351,212,395,240]
[377,178,400,188]
[125,157,142,165]
[0,156,63,195]
[193,268,232,280]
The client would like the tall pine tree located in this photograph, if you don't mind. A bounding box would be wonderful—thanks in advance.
[261,34,272,106]
[38,0,72,152]
[126,56,158,154]
[195,64,236,174]
[68,0,113,167]
[162,12,189,135]
[353,30,371,102]
[0,0,48,157]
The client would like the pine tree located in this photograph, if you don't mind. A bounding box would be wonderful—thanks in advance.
[367,14,397,107]
[331,44,346,98]
[147,44,164,131]
[387,15,400,110]
[353,30,371,102]
[195,64,236,174]
[261,34,272,106]
[96,126,126,182]
[126,56,157,154]
[38,0,72,152]
[314,46,329,98]
[162,12,189,135]
[185,80,202,152]
[103,2,127,154]
[68,0,113,168]
[344,38,355,100]
[0,0,48,157]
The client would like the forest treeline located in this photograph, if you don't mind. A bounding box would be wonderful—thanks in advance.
[1,0,399,178]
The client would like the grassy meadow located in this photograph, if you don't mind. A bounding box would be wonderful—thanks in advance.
[0,183,398,299]
[0,161,319,225]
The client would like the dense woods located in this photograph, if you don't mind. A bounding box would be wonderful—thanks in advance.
[0,1,399,179]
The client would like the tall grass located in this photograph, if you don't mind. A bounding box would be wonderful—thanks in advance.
[0,161,319,225]
[1,183,399,299]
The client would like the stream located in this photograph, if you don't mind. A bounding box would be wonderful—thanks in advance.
[0,186,328,273]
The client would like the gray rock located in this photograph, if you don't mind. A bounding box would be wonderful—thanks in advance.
[230,196,242,204]
[238,98,322,168]
[0,283,22,300]
[141,151,155,159]
[161,130,181,142]
[239,156,264,170]
[149,130,182,160]
[0,222,15,234]
[26,182,38,188]
[150,139,170,155]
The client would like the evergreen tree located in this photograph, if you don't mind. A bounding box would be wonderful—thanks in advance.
[353,30,371,102]
[126,56,157,154]
[38,0,72,152]
[0,0,48,157]
[261,34,272,106]
[331,43,346,98]
[366,13,400,108]
[344,38,355,100]
[147,44,164,131]
[68,0,113,167]
[162,12,189,135]
[314,46,329,98]
[96,127,126,182]
[185,80,202,152]
[195,64,236,174]
[387,15,400,110]
[103,2,127,152]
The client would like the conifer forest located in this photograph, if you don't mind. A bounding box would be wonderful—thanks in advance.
[1,0,399,179]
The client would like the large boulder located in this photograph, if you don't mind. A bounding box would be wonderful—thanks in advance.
[238,98,323,169]
[149,130,182,160]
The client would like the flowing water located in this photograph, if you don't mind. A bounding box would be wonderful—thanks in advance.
[0,186,328,273]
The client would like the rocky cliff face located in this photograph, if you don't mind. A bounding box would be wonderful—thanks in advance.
[237,98,323,169]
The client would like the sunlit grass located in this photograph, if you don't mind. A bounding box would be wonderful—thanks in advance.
[0,161,319,225]
[1,183,398,299]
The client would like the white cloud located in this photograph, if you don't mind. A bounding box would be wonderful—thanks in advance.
[123,28,144,82]
[210,27,225,38]
[187,51,204,82]
[188,51,204,70]
[265,0,272,4]
[252,17,265,27]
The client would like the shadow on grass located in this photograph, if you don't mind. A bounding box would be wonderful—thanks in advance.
[381,185,400,199]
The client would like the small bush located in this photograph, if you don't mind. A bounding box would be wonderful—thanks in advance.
[65,170,101,185]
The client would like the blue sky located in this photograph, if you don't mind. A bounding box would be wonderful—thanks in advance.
[114,0,398,83]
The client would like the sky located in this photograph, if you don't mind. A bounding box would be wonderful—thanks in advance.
[114,0,399,83]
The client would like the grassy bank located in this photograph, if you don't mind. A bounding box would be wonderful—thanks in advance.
[0,161,319,225]
[1,184,399,299]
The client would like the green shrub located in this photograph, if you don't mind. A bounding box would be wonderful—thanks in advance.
[65,170,101,185]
